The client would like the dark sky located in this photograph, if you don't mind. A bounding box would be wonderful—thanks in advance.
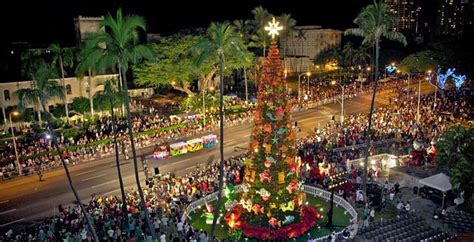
[1,0,372,47]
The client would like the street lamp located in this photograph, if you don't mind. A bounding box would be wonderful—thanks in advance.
[9,111,22,176]
[298,72,311,103]
[331,80,345,125]
[326,171,348,228]
[202,86,215,128]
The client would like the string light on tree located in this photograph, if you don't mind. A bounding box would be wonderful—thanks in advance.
[264,17,283,39]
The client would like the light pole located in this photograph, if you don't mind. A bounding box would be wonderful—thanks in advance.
[326,171,348,229]
[298,72,311,103]
[9,111,21,176]
[331,80,345,125]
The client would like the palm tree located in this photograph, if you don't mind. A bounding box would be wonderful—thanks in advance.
[94,79,129,232]
[16,66,99,240]
[279,14,297,70]
[194,22,247,239]
[233,19,254,103]
[345,0,407,198]
[250,6,271,57]
[47,44,75,124]
[79,9,155,238]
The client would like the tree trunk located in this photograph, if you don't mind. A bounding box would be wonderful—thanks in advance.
[59,57,70,125]
[361,41,380,200]
[40,102,98,241]
[210,59,225,240]
[244,67,249,103]
[110,97,129,233]
[118,67,126,117]
[87,69,95,118]
[119,62,156,239]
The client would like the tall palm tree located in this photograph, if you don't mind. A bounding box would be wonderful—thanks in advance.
[194,22,246,239]
[79,9,155,238]
[94,79,129,232]
[233,19,254,103]
[279,14,297,70]
[16,66,99,240]
[20,50,48,123]
[47,44,75,124]
[345,0,407,198]
[250,6,271,57]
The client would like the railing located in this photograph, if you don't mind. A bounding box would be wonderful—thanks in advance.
[185,184,357,240]
[330,138,398,152]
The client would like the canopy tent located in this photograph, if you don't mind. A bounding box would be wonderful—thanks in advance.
[419,173,452,208]
[419,173,452,192]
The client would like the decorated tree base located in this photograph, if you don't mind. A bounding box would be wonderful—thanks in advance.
[188,194,351,241]
[240,206,318,240]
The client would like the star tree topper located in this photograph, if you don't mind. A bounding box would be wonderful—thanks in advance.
[264,17,283,39]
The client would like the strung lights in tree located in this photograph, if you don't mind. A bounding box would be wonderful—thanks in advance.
[428,67,466,91]
[264,17,283,39]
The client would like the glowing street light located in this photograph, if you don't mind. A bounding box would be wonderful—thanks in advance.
[331,81,345,125]
[9,111,21,176]
[298,72,311,103]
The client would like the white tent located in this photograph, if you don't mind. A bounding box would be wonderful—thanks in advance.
[419,173,452,192]
[419,173,452,208]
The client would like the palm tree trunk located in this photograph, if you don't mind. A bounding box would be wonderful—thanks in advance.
[110,97,129,233]
[361,41,380,200]
[244,67,248,103]
[119,62,156,239]
[210,60,225,240]
[40,102,98,241]
[59,57,69,125]
[87,69,95,117]
[118,67,126,117]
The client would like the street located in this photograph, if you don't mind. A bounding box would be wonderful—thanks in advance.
[0,82,434,230]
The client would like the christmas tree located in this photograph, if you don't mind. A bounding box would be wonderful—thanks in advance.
[225,18,318,240]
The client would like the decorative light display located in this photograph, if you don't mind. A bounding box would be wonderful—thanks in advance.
[264,17,283,39]
[224,19,318,240]
[386,65,397,73]
[428,67,467,91]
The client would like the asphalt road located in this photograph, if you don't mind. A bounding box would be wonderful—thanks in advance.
[0,82,434,230]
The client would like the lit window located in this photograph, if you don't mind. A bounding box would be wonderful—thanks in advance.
[3,90,10,101]
[66,84,72,95]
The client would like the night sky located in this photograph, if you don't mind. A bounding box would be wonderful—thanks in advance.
[1,0,373,47]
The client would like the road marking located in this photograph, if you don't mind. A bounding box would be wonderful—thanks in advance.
[81,174,107,182]
[0,200,9,204]
[75,170,96,176]
[244,134,251,137]
[298,117,314,123]
[0,218,25,228]
[103,188,121,196]
[92,179,117,189]
[0,209,16,215]
[185,166,196,171]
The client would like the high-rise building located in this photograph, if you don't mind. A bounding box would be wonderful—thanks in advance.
[436,0,473,36]
[385,0,422,32]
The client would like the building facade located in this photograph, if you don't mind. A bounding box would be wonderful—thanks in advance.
[385,0,422,32]
[74,16,104,44]
[436,0,473,36]
[279,26,342,73]
[0,74,117,124]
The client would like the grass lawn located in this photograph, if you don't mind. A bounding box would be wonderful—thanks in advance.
[188,195,352,241]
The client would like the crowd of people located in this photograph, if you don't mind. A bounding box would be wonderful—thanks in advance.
[0,77,403,180]
[0,75,471,241]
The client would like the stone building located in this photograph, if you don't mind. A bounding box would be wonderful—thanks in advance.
[74,16,104,44]
[0,74,117,124]
[279,26,342,74]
